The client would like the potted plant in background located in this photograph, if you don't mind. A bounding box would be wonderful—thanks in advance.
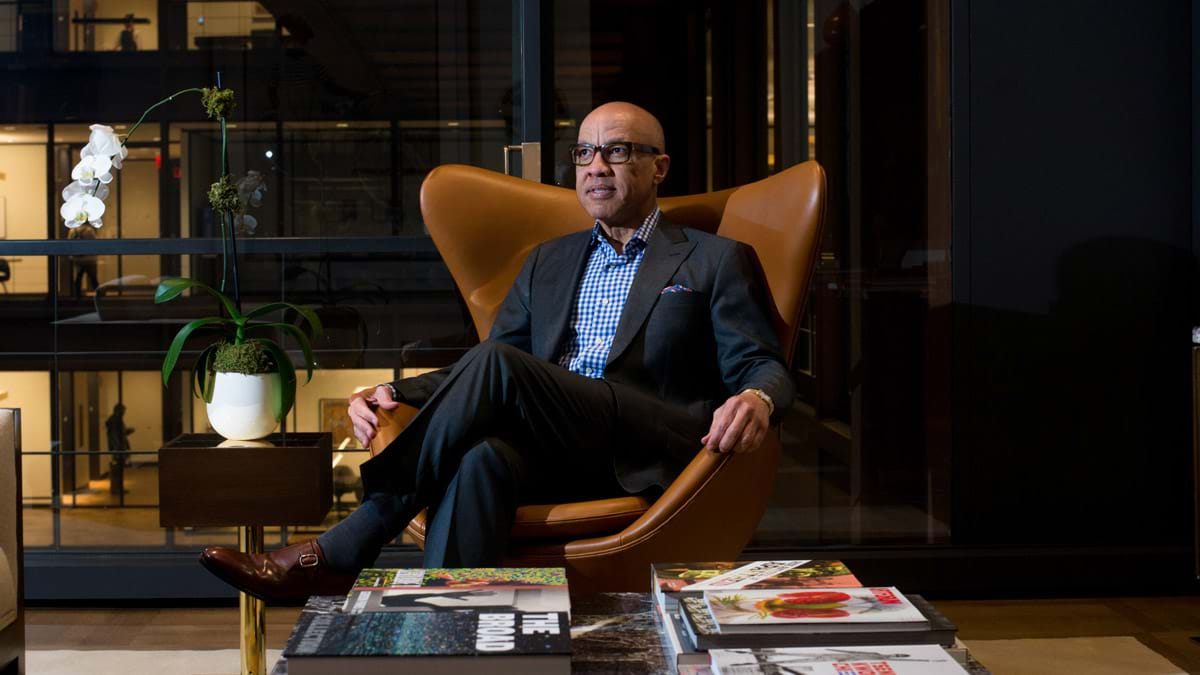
[61,85,322,441]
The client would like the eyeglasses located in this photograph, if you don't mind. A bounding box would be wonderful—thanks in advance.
[569,142,661,166]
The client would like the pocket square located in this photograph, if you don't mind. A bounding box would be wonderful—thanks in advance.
[660,284,695,295]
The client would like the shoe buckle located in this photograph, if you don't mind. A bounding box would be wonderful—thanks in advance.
[298,552,319,568]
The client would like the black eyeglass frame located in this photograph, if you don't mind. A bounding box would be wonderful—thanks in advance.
[568,141,662,166]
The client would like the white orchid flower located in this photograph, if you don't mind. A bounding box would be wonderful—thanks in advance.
[62,179,109,202]
[237,171,267,208]
[81,124,128,169]
[233,214,257,235]
[60,194,106,229]
[71,155,114,186]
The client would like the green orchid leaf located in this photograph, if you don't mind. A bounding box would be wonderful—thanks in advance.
[243,322,318,383]
[162,317,235,386]
[154,276,243,322]
[191,342,221,400]
[243,302,325,340]
[256,338,296,422]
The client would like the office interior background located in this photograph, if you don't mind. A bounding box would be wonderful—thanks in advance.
[0,0,1194,601]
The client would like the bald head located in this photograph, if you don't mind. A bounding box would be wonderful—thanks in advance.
[575,102,671,235]
[580,102,665,153]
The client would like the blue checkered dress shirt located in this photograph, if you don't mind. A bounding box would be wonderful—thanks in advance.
[557,207,662,378]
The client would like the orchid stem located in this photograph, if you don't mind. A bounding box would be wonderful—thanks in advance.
[121,87,205,147]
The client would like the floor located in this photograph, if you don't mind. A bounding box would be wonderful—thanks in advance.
[21,596,1200,673]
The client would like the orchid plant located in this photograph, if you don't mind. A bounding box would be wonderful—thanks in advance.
[61,86,322,422]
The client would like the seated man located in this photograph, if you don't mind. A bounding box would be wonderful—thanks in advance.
[200,102,793,602]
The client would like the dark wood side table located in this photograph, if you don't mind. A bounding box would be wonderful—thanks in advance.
[159,432,333,675]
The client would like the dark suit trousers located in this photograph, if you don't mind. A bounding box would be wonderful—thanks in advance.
[318,341,699,569]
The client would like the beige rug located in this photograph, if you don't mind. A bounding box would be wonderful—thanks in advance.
[28,649,283,675]
[965,637,1185,675]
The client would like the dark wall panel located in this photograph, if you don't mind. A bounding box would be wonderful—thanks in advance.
[954,0,1194,547]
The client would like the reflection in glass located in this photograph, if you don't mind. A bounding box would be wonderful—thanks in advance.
[56,0,159,52]
[0,2,15,52]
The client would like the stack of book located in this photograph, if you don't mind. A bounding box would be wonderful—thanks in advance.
[651,560,966,674]
[282,567,572,675]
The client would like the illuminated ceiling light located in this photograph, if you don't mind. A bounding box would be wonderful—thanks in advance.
[115,124,127,130]
[335,122,350,128]
[226,124,238,129]
[447,121,460,127]
[264,150,274,159]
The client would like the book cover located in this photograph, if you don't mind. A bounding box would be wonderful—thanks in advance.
[706,587,928,634]
[653,560,860,598]
[679,594,955,650]
[343,567,570,616]
[283,606,571,675]
[709,645,969,675]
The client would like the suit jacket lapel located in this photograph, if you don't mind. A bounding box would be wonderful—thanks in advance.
[533,230,592,361]
[607,221,695,368]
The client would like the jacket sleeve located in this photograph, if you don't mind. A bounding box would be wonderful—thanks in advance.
[386,246,539,407]
[710,240,794,423]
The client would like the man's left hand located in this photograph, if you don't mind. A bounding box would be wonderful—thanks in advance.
[702,391,771,453]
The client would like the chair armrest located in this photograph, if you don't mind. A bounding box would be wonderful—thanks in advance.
[365,401,420,457]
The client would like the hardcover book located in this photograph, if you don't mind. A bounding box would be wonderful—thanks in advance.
[655,594,714,669]
[679,594,956,650]
[709,645,969,675]
[282,604,571,675]
[705,587,927,634]
[343,567,570,617]
[652,560,860,602]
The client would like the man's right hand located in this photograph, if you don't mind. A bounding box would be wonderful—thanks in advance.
[348,385,401,448]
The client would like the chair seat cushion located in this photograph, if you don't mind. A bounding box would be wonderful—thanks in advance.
[408,495,652,543]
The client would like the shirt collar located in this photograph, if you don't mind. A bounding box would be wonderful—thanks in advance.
[589,206,662,253]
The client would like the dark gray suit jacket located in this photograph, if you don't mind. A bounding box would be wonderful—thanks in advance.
[390,219,793,491]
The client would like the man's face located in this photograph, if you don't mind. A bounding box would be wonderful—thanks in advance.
[574,108,668,230]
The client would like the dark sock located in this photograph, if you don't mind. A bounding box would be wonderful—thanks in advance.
[317,492,415,572]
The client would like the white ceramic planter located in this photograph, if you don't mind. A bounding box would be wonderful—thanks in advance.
[206,372,279,441]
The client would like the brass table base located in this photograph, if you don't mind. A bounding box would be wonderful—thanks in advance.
[239,525,266,675]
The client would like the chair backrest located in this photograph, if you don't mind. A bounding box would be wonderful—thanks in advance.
[716,161,826,365]
[419,164,769,340]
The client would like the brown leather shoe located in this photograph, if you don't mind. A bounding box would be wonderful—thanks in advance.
[199,539,358,603]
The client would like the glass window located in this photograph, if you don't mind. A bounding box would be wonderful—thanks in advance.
[184,1,275,51]
[56,0,159,52]
[0,2,16,52]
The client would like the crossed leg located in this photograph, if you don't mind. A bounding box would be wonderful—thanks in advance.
[318,341,634,570]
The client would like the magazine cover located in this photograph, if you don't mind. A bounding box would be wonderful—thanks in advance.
[710,645,969,675]
[343,567,569,615]
[706,587,928,632]
[285,610,570,657]
[654,561,860,595]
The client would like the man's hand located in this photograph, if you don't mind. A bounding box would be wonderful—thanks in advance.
[348,385,401,448]
[702,391,771,453]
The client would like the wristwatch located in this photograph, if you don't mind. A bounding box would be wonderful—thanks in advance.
[740,388,775,416]
[378,382,400,401]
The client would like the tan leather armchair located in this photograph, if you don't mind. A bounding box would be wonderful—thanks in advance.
[368,162,825,592]
[0,408,24,674]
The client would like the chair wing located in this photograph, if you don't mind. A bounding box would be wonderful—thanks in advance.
[717,160,826,363]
